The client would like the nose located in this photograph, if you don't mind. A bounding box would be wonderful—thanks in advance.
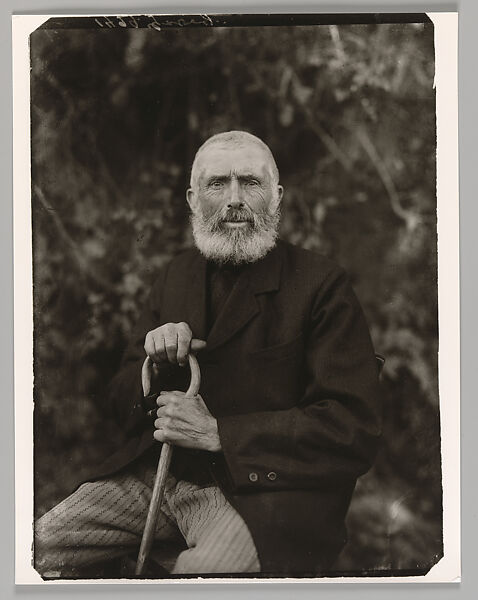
[227,178,244,209]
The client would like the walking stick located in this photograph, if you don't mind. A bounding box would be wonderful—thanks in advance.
[135,352,201,576]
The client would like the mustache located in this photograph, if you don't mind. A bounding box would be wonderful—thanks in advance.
[219,207,254,223]
[206,206,262,231]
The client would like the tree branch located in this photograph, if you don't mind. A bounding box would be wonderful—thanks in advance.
[34,185,110,292]
[356,128,420,229]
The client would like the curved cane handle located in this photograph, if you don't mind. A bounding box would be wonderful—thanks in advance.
[185,353,201,396]
[141,353,201,398]
[141,356,153,397]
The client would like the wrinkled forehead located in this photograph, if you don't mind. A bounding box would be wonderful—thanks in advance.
[194,143,275,183]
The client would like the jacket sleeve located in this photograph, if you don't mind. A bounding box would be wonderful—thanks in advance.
[216,267,383,492]
[105,263,177,435]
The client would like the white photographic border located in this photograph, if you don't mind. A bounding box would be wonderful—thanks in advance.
[12,11,460,584]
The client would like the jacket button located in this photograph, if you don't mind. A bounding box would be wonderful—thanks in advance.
[267,471,277,481]
[248,472,258,482]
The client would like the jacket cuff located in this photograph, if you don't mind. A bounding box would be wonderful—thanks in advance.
[141,392,159,416]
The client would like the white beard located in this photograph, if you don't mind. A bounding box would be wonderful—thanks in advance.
[190,205,280,266]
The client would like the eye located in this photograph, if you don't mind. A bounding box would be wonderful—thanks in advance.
[209,180,223,189]
[245,179,260,187]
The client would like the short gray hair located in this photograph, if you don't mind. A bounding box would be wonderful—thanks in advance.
[189,131,280,188]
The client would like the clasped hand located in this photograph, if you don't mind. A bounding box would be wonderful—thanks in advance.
[144,321,206,366]
[153,390,221,452]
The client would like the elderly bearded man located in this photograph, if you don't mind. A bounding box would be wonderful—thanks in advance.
[35,131,382,577]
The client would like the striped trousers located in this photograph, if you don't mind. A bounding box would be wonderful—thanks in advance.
[34,456,260,577]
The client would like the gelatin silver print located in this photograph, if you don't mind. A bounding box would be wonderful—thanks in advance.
[13,12,460,583]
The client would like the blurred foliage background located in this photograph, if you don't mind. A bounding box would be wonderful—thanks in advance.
[30,21,440,574]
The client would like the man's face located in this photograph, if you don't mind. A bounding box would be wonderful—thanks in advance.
[187,142,283,265]
[188,143,282,223]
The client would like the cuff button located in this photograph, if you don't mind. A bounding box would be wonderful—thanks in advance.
[267,471,277,481]
[248,472,259,482]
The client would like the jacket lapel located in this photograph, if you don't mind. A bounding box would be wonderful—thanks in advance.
[206,243,283,352]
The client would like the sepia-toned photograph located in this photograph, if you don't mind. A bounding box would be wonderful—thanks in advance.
[12,12,459,582]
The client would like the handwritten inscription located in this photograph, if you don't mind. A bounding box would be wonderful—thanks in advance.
[94,15,214,30]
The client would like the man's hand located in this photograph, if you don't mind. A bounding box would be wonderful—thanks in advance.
[144,322,206,366]
[153,391,221,452]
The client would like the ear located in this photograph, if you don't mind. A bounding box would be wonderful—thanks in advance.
[277,185,284,203]
[186,188,198,212]
[269,185,283,213]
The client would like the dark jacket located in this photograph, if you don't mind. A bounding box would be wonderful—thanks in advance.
[89,240,382,575]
